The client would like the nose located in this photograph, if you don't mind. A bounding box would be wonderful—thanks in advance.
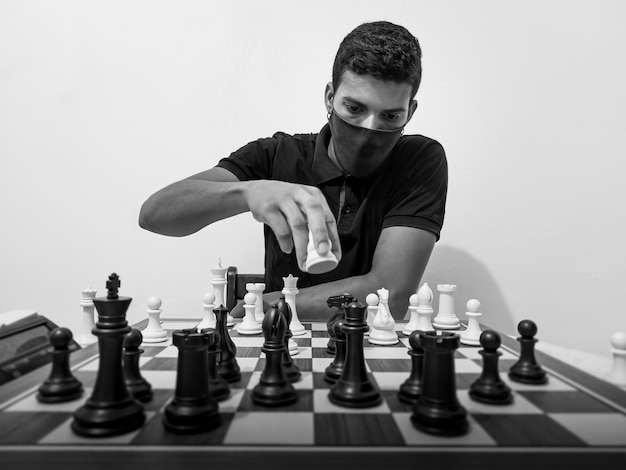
[360,114,384,131]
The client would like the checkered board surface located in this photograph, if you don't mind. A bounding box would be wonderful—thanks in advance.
[1,320,626,462]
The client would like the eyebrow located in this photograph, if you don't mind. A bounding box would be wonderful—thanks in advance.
[342,96,407,113]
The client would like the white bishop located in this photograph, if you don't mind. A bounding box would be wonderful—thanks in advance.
[368,288,399,345]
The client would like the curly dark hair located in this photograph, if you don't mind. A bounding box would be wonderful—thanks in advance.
[332,21,422,98]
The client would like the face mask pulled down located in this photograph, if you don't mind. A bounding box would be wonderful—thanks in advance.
[328,110,404,178]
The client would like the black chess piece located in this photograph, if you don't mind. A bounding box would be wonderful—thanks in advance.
[469,330,513,405]
[199,328,231,402]
[328,301,382,408]
[411,331,468,436]
[398,330,424,405]
[123,329,153,403]
[163,328,220,433]
[325,293,355,355]
[36,327,83,403]
[72,273,146,437]
[324,317,346,384]
[276,296,302,383]
[252,304,298,407]
[508,319,548,385]
[214,305,241,383]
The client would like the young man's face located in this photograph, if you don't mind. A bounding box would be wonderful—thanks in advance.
[326,70,416,130]
[325,70,417,176]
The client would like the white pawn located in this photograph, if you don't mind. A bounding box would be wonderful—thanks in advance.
[365,293,379,337]
[433,284,461,329]
[246,282,265,323]
[75,287,97,346]
[402,293,420,335]
[304,229,338,274]
[197,292,216,330]
[142,296,168,343]
[238,293,263,335]
[460,299,483,346]
[608,332,626,385]
[416,283,435,332]
[368,288,399,345]
[282,274,305,336]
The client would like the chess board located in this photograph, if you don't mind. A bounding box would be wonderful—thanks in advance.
[1,319,625,470]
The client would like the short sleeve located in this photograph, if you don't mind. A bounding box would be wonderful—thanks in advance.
[381,137,448,240]
[215,137,279,181]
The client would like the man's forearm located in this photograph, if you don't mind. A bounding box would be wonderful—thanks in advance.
[266,272,416,322]
[139,179,249,236]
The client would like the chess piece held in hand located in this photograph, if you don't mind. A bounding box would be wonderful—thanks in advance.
[304,229,338,274]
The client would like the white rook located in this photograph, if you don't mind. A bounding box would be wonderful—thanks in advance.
[76,287,97,346]
[246,282,266,322]
[433,284,460,329]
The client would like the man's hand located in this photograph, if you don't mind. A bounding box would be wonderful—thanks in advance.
[243,180,342,271]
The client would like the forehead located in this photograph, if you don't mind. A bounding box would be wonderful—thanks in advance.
[335,70,413,109]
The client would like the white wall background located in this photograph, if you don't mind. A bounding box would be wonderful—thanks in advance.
[1,0,624,358]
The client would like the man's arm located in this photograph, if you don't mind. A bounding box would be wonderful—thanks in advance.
[261,226,436,320]
[138,167,341,270]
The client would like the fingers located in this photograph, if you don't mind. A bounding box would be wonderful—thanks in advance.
[246,180,342,270]
[278,199,310,270]
[262,209,295,255]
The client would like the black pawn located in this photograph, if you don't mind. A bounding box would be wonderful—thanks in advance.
[325,293,355,355]
[329,301,382,408]
[123,329,153,402]
[398,330,424,405]
[469,330,513,405]
[277,296,301,383]
[324,317,346,384]
[214,305,241,383]
[508,320,548,385]
[200,328,230,402]
[412,331,468,436]
[72,273,145,437]
[252,305,298,406]
[163,329,220,433]
[37,327,83,403]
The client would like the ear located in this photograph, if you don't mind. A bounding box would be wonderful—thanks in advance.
[324,82,335,115]
[406,99,418,123]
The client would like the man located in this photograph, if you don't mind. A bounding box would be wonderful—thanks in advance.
[139,21,447,320]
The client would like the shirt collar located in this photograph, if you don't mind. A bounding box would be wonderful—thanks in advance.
[312,124,345,185]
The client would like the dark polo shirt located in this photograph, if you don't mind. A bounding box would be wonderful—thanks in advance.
[216,124,447,292]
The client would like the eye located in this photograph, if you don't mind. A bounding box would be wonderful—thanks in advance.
[383,113,402,122]
[343,102,362,114]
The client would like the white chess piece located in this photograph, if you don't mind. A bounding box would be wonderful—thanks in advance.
[433,284,461,329]
[246,282,265,322]
[365,293,379,337]
[288,334,300,356]
[238,293,263,335]
[282,274,305,336]
[368,288,399,345]
[415,283,435,332]
[402,293,420,335]
[75,287,97,346]
[142,296,168,343]
[304,229,338,274]
[460,299,483,346]
[210,261,233,326]
[197,292,216,330]
[608,331,626,385]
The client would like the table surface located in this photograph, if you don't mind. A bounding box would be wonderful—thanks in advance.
[0,319,625,470]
